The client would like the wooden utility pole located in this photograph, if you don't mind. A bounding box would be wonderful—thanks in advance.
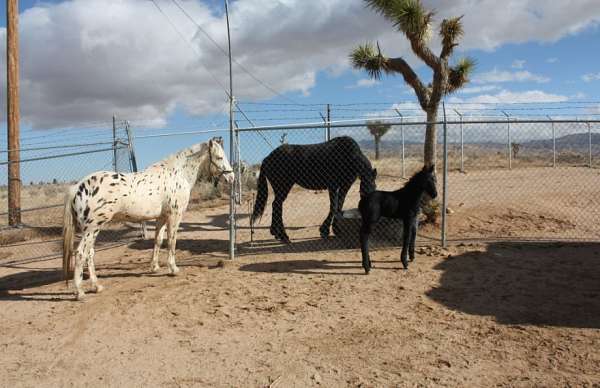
[7,0,21,226]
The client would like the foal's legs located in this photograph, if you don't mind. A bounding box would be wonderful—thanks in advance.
[408,218,418,262]
[150,218,167,272]
[166,213,183,275]
[270,183,292,243]
[359,220,374,274]
[400,218,412,269]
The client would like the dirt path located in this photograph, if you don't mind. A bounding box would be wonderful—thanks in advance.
[1,166,600,387]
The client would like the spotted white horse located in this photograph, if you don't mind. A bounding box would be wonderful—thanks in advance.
[62,137,234,300]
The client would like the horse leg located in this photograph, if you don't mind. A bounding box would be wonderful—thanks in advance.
[150,219,167,273]
[270,185,292,244]
[401,218,411,269]
[332,184,351,236]
[87,230,103,294]
[409,217,418,262]
[319,189,337,239]
[166,213,183,275]
[360,221,374,274]
[73,231,93,300]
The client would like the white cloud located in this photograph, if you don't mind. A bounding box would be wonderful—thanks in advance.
[457,85,500,94]
[511,59,526,69]
[346,78,380,89]
[474,68,550,84]
[546,57,559,63]
[0,0,599,128]
[582,72,600,82]
[465,89,568,104]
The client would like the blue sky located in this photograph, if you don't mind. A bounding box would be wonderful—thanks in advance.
[1,0,600,182]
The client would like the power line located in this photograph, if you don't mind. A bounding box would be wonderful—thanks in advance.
[149,0,230,97]
[170,0,299,104]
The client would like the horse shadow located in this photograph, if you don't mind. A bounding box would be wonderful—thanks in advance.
[127,238,229,256]
[0,270,70,302]
[239,259,362,275]
[426,241,600,329]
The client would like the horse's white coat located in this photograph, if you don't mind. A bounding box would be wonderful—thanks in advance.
[62,138,234,300]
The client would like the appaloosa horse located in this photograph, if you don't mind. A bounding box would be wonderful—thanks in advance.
[251,136,377,243]
[63,137,234,300]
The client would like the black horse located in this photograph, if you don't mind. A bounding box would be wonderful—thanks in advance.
[359,165,437,274]
[251,136,377,243]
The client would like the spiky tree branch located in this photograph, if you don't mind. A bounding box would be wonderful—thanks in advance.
[351,0,474,168]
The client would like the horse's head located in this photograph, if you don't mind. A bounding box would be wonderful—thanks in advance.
[360,167,377,196]
[207,137,235,185]
[420,164,437,199]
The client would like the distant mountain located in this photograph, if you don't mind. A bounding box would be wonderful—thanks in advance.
[355,132,600,151]
[522,132,600,149]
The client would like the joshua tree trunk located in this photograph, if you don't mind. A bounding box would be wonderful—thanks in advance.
[375,135,381,160]
[424,108,438,168]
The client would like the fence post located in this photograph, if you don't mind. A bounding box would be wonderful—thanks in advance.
[394,109,405,178]
[7,0,21,226]
[233,122,242,205]
[441,101,449,248]
[320,111,328,142]
[588,122,592,168]
[502,111,511,170]
[548,115,556,168]
[454,109,464,173]
[125,121,146,239]
[326,103,331,141]
[112,115,118,172]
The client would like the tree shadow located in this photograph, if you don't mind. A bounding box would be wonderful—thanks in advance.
[426,241,600,328]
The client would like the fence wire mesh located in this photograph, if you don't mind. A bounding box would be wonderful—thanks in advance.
[0,120,139,266]
[234,117,600,256]
[1,108,599,267]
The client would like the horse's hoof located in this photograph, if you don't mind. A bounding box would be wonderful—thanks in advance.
[75,292,86,301]
[169,266,180,276]
[150,265,160,273]
[364,268,370,275]
[92,284,104,293]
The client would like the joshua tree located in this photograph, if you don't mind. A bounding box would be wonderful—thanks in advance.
[367,120,391,160]
[351,0,475,168]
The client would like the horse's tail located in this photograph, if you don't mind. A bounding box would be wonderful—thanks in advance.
[251,162,269,224]
[62,185,78,285]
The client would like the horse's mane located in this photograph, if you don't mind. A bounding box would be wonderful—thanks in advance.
[147,142,206,170]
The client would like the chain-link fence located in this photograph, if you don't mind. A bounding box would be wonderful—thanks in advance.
[2,109,599,266]
[233,116,600,256]
[0,119,140,266]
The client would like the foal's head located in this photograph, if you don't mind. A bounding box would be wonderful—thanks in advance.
[360,167,377,196]
[411,165,437,199]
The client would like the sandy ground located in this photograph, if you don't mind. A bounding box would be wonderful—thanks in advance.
[1,167,600,387]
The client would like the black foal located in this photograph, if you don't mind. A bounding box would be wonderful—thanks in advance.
[359,165,438,274]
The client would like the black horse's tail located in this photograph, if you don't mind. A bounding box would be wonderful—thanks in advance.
[251,162,269,224]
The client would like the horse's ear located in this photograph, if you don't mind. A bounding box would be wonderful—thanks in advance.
[373,168,377,178]
[208,138,214,148]
[429,165,435,173]
[216,137,224,146]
